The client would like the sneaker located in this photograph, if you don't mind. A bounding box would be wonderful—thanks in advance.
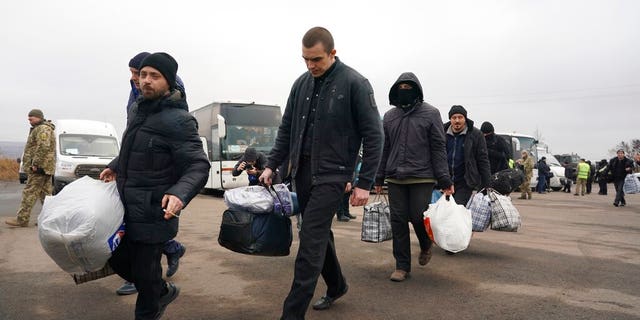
[5,217,28,227]
[166,244,186,278]
[116,281,138,295]
[390,269,409,282]
[418,248,432,266]
[154,282,180,319]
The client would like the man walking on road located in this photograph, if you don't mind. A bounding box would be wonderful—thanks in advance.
[444,105,491,205]
[259,27,383,319]
[6,109,56,227]
[608,149,633,207]
[100,52,210,319]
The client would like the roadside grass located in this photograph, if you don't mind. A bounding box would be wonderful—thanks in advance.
[0,157,19,181]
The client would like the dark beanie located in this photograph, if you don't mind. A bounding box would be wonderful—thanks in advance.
[448,105,467,119]
[244,147,257,162]
[28,109,44,119]
[129,52,151,69]
[480,121,494,134]
[139,52,178,89]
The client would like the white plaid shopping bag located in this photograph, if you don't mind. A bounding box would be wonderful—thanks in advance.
[361,195,392,243]
[466,191,491,232]
[488,190,521,232]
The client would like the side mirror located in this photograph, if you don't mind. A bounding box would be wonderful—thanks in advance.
[217,114,226,139]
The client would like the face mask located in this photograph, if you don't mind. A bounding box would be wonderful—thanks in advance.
[397,89,417,107]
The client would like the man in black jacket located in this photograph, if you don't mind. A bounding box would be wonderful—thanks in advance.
[608,149,634,207]
[100,52,210,319]
[375,72,453,282]
[232,147,267,186]
[259,27,383,319]
[444,106,491,205]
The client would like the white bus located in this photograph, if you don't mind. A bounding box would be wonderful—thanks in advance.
[191,102,282,191]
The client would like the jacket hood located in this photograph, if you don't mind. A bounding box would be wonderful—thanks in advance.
[39,119,55,130]
[389,72,424,107]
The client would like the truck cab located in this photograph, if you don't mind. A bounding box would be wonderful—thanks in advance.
[53,119,119,194]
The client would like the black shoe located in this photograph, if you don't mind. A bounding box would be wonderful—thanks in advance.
[337,216,350,222]
[613,203,619,207]
[116,281,137,295]
[155,282,180,319]
[166,244,186,278]
[312,284,348,311]
[347,213,357,219]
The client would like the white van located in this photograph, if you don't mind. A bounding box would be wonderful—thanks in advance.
[53,119,120,193]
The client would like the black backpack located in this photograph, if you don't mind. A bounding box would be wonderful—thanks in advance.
[488,169,525,195]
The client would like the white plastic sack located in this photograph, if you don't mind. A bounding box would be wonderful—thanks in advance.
[423,196,472,253]
[38,176,125,274]
[623,173,640,194]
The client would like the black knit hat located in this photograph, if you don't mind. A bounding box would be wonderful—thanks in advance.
[129,52,150,69]
[139,52,178,89]
[448,105,467,119]
[480,121,494,134]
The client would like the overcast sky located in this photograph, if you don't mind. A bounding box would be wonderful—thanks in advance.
[1,0,638,161]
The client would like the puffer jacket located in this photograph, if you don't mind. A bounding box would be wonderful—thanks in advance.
[109,89,210,244]
[375,72,452,188]
[22,120,56,175]
[444,119,491,190]
[266,57,383,190]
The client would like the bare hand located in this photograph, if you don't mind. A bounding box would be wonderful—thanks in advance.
[99,168,116,182]
[344,182,352,193]
[349,187,370,207]
[162,194,184,220]
[443,185,455,196]
[238,161,246,170]
[259,167,274,186]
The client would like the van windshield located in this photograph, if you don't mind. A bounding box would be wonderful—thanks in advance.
[59,134,119,157]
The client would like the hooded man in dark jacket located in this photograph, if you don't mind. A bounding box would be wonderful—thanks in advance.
[375,72,453,282]
[100,52,210,319]
[480,121,510,174]
[444,106,491,206]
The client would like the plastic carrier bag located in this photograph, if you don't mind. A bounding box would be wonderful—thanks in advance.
[623,173,640,194]
[423,196,472,253]
[361,195,392,243]
[38,176,125,274]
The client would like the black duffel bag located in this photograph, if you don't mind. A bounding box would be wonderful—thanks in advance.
[488,168,525,195]
[218,209,292,256]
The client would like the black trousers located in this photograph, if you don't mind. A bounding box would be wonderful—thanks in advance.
[453,181,474,206]
[109,236,166,320]
[388,182,434,272]
[281,159,346,320]
[598,180,608,195]
[614,179,626,205]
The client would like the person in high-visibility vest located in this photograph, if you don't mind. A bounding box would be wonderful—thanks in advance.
[575,159,590,196]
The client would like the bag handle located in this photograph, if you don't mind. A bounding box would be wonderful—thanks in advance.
[372,192,388,204]
[265,185,287,216]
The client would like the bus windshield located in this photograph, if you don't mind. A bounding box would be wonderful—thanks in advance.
[497,133,538,161]
[220,104,281,160]
[59,134,119,157]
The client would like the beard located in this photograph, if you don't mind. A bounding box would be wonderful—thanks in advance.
[141,86,168,100]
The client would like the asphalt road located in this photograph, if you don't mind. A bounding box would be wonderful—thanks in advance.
[1,181,639,320]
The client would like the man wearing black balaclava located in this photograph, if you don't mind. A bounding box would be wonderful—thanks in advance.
[375,72,454,282]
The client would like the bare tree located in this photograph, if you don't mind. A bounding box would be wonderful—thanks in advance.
[533,127,544,142]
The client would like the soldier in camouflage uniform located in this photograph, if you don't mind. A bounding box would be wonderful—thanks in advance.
[516,150,534,200]
[5,109,56,227]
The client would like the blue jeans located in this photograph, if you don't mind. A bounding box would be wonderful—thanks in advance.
[536,176,547,193]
